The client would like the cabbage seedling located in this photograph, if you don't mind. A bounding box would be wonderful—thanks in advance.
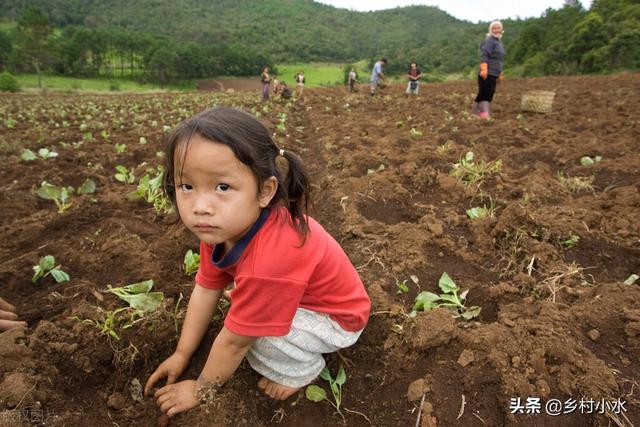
[396,279,409,294]
[128,168,173,214]
[561,234,580,248]
[580,156,602,166]
[21,148,58,161]
[410,272,481,320]
[115,165,135,184]
[466,206,491,219]
[183,250,200,276]
[32,255,70,283]
[306,365,346,422]
[36,181,74,212]
[106,279,164,313]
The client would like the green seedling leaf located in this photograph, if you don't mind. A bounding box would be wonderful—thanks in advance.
[123,279,155,294]
[50,269,70,283]
[465,151,474,162]
[580,156,594,166]
[183,250,200,276]
[624,274,639,285]
[305,385,327,402]
[36,181,62,200]
[38,148,58,159]
[460,306,482,320]
[319,367,332,382]
[77,179,96,195]
[107,280,163,312]
[21,149,37,161]
[39,255,56,271]
[121,293,164,312]
[396,279,409,294]
[335,366,346,386]
[438,294,460,305]
[412,291,439,312]
[438,272,458,293]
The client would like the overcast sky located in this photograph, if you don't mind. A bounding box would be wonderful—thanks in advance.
[315,1,593,23]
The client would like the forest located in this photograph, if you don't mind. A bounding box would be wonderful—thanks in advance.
[0,0,638,85]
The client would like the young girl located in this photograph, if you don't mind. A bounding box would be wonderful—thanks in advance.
[144,107,371,417]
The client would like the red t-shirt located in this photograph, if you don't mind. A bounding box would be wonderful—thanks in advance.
[195,207,371,337]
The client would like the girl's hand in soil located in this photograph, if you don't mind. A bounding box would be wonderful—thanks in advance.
[145,352,190,397]
[153,379,199,417]
[0,297,27,332]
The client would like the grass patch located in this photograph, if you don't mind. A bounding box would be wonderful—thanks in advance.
[274,63,344,87]
[15,74,179,92]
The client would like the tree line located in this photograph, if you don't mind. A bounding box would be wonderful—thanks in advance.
[0,7,274,86]
[0,0,637,86]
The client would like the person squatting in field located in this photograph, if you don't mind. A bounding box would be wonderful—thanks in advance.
[144,106,371,417]
[472,21,505,119]
[406,62,423,95]
[370,58,388,96]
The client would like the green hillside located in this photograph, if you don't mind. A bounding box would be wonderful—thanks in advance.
[0,0,637,85]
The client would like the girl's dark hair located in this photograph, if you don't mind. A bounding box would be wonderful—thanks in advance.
[162,106,311,236]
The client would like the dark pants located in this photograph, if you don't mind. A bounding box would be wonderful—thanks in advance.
[475,75,498,102]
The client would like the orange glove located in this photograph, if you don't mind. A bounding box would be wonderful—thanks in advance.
[498,72,504,82]
[480,63,488,79]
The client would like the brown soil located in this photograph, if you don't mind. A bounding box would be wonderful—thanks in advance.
[0,73,639,426]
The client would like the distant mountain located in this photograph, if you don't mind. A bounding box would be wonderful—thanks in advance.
[0,0,510,72]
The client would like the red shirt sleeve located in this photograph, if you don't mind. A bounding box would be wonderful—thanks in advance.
[195,241,233,289]
[224,275,307,337]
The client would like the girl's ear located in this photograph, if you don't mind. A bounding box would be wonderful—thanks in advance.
[258,176,278,208]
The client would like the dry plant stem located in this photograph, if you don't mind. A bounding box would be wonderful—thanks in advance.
[271,408,286,423]
[472,412,487,424]
[457,394,466,420]
[540,264,584,303]
[344,407,372,424]
[15,381,38,409]
[415,391,427,427]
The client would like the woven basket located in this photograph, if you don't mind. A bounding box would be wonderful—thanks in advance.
[521,90,555,113]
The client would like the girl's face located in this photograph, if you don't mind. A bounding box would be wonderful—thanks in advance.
[174,135,276,251]
[491,24,503,37]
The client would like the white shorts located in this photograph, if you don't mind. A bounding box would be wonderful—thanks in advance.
[246,308,363,387]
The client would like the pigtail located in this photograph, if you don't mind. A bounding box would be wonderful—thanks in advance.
[279,149,311,237]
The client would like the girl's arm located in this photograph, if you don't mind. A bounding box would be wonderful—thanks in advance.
[144,284,224,397]
[197,326,257,387]
[175,284,224,358]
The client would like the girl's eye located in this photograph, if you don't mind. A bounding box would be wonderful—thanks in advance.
[179,184,193,191]
[216,183,230,192]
